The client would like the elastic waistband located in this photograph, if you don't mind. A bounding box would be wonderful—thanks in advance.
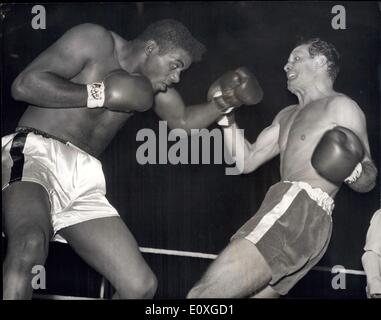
[15,126,101,164]
[16,126,69,145]
[284,181,335,215]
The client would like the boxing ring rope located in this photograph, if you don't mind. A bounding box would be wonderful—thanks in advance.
[32,246,366,300]
[139,247,366,276]
[139,246,219,260]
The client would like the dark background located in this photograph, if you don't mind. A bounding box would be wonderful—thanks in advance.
[1,2,380,299]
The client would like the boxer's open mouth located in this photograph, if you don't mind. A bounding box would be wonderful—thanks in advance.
[287,72,297,80]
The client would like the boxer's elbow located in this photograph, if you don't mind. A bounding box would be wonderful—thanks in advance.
[166,118,192,135]
[241,159,257,174]
[11,71,37,102]
[241,148,264,174]
[242,165,256,174]
[241,167,251,175]
[11,75,25,101]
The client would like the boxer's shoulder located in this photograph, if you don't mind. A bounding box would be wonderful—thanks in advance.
[274,104,298,123]
[66,23,112,39]
[326,94,358,110]
[326,94,365,121]
[60,23,115,56]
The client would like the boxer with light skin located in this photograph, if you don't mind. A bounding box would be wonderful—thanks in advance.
[187,38,378,298]
[362,209,381,299]
[2,20,263,299]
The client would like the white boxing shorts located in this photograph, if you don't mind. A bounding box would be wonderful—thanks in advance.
[2,127,119,243]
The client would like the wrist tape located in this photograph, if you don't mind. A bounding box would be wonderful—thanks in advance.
[344,162,363,184]
[87,82,105,108]
[218,114,235,127]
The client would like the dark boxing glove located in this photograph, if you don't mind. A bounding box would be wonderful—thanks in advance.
[311,126,365,184]
[87,70,154,112]
[208,67,263,113]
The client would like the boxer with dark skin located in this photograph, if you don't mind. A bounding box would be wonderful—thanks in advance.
[2,20,262,299]
[187,38,378,298]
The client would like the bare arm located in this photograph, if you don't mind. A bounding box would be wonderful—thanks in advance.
[330,96,378,192]
[154,87,225,135]
[11,23,114,108]
[362,251,381,297]
[222,115,280,174]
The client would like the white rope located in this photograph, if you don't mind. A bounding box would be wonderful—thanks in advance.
[313,266,366,276]
[139,246,366,275]
[140,247,218,259]
[0,236,368,277]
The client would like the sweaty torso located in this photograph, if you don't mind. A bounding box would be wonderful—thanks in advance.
[278,94,346,197]
[18,31,133,157]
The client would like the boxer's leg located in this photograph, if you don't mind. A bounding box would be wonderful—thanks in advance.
[250,285,280,298]
[187,238,272,298]
[58,217,157,299]
[3,182,52,300]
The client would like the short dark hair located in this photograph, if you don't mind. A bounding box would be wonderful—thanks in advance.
[299,38,340,81]
[137,19,206,62]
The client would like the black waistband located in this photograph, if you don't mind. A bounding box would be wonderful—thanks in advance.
[15,126,69,145]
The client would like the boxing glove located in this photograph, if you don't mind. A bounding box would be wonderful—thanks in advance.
[311,126,365,184]
[87,70,154,112]
[208,67,263,113]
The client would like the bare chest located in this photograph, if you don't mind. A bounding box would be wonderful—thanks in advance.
[20,51,131,155]
[278,102,336,155]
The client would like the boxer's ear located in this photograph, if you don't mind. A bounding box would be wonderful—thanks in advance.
[314,55,327,69]
[145,40,158,56]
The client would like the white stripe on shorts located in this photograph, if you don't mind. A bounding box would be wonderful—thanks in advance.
[245,183,302,245]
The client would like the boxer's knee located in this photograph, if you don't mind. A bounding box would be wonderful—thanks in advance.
[117,268,158,299]
[6,227,49,272]
[141,271,158,298]
[187,280,213,299]
[187,286,201,299]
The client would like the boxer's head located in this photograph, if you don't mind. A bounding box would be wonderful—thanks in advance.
[284,38,340,92]
[137,19,206,92]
